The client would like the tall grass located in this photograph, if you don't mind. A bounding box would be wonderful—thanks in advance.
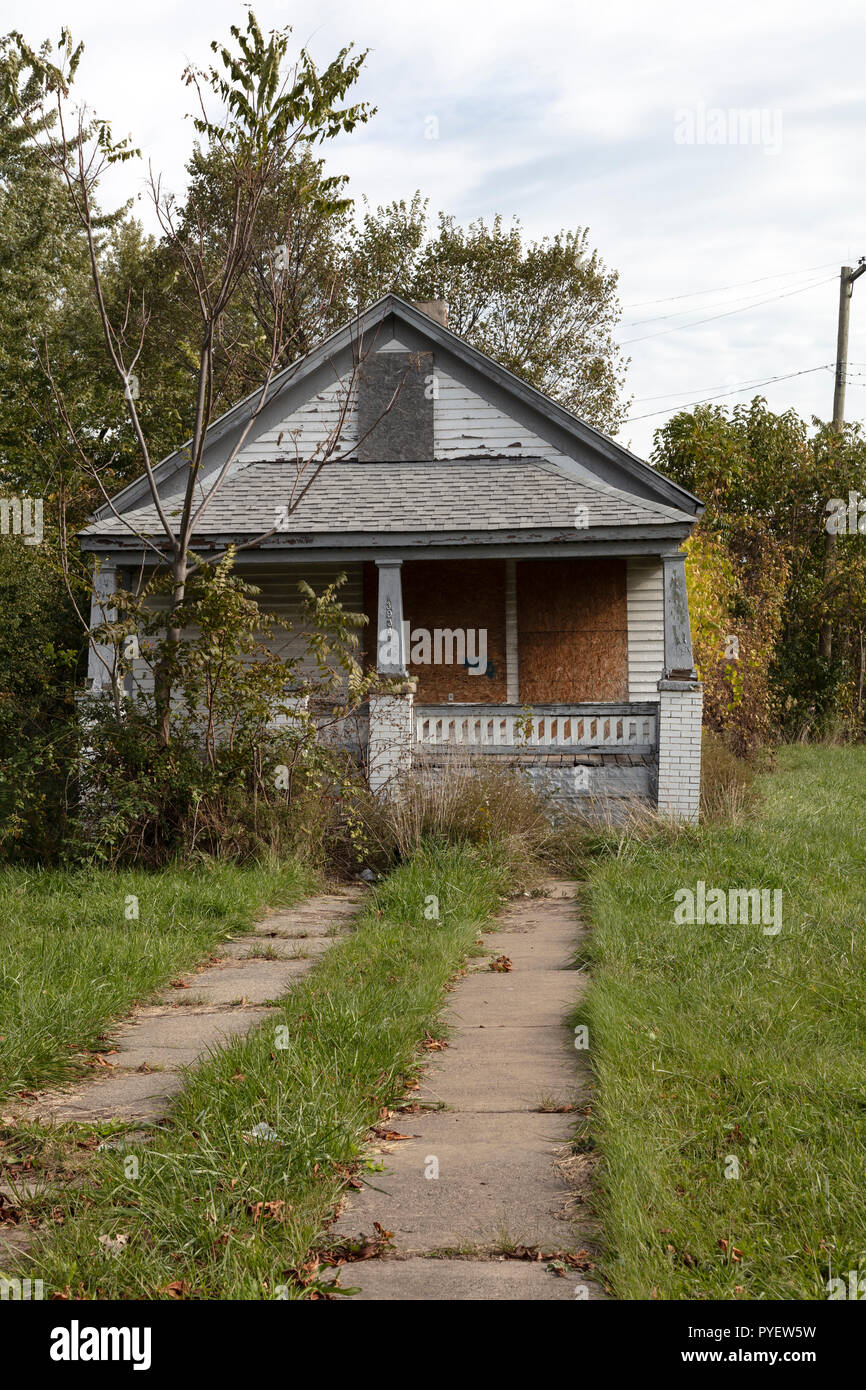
[24,842,509,1299]
[356,756,553,887]
[575,745,866,1300]
[0,860,311,1095]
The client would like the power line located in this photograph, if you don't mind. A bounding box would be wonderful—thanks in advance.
[632,372,799,403]
[622,261,838,310]
[622,273,837,329]
[624,364,834,423]
[620,275,836,347]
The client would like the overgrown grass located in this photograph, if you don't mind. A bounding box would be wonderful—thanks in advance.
[354,757,552,887]
[574,744,866,1300]
[20,841,509,1299]
[0,860,312,1096]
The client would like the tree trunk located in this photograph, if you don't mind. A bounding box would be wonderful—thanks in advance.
[154,553,187,747]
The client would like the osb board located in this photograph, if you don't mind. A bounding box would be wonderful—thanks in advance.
[517,559,629,702]
[401,559,508,703]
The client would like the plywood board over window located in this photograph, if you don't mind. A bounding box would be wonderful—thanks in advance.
[517,558,629,702]
[400,559,507,703]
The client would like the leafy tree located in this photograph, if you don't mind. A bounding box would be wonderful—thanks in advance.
[0,537,80,857]
[11,13,373,743]
[335,199,630,432]
[654,397,866,741]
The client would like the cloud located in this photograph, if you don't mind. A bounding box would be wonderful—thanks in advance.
[6,0,864,454]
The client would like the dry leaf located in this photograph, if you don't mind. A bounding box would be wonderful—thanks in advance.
[159,1280,189,1299]
[249,1199,286,1226]
[97,1233,130,1255]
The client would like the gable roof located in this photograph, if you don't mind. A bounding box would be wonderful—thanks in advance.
[80,293,702,551]
[83,455,694,541]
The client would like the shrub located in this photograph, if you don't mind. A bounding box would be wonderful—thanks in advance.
[351,755,554,889]
[71,558,380,868]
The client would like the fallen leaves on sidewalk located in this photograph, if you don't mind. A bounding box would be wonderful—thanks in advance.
[502,1245,597,1275]
[315,1220,394,1268]
[489,955,513,972]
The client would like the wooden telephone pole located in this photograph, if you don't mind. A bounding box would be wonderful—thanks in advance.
[821,259,866,662]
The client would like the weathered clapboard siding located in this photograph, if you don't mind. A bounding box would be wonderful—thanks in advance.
[234,376,358,465]
[626,557,664,701]
[124,564,364,698]
[432,371,565,460]
[246,564,365,681]
[229,364,564,466]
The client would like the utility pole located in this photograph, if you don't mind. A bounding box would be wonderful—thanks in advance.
[821,259,866,661]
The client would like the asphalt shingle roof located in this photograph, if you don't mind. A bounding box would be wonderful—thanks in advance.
[81,457,692,541]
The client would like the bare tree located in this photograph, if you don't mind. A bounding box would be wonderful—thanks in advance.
[10,15,383,742]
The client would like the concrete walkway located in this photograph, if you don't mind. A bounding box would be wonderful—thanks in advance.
[0,888,361,1273]
[330,880,605,1300]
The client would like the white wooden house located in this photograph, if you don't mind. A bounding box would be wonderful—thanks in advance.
[80,295,704,819]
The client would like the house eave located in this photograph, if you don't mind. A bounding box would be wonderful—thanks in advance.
[80,522,693,565]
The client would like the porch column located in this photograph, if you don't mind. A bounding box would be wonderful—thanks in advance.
[87,557,118,694]
[656,550,702,822]
[369,558,414,792]
[662,552,696,680]
[375,559,407,676]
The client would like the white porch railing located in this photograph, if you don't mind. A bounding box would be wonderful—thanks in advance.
[414,703,658,753]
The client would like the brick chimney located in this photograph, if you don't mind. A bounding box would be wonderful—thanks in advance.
[411,299,448,328]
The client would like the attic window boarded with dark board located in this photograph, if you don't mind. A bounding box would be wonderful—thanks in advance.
[357,351,433,462]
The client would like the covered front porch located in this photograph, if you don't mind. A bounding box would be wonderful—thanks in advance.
[366,549,702,819]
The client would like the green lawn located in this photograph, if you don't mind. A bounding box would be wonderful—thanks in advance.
[19,842,509,1298]
[577,744,866,1300]
[0,860,311,1095]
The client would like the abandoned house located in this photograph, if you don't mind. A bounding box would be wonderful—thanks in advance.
[79,294,705,820]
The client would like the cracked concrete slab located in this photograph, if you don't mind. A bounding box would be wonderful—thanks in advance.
[220,937,334,961]
[413,1024,581,1113]
[31,1069,186,1123]
[332,1111,580,1250]
[156,958,309,1007]
[109,1006,271,1070]
[329,879,604,1300]
[15,887,363,1130]
[443,970,586,1028]
[333,1255,602,1301]
[0,1224,35,1272]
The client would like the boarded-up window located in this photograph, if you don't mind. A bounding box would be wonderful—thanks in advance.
[357,351,433,461]
[400,559,507,704]
[517,558,628,702]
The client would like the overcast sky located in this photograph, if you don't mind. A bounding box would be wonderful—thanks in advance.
[8,0,866,455]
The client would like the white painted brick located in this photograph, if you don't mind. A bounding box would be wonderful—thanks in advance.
[656,686,703,823]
